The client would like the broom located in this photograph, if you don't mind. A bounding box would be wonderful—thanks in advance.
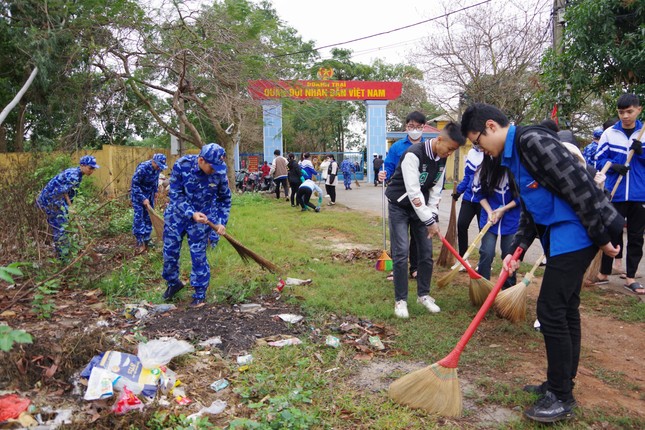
[389,246,524,416]
[375,165,393,271]
[438,234,495,306]
[437,221,493,289]
[436,181,458,268]
[205,221,280,273]
[494,253,545,323]
[145,205,165,241]
[583,161,614,284]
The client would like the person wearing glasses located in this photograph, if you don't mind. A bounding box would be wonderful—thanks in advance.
[461,103,623,423]
[379,111,428,281]
[384,122,466,318]
[37,155,99,259]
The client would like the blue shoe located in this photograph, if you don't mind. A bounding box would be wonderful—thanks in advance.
[162,281,184,300]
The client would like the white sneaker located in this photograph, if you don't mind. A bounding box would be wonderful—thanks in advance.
[533,318,541,331]
[459,261,472,272]
[394,300,409,318]
[417,295,441,313]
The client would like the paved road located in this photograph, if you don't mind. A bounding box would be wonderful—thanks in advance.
[332,180,644,301]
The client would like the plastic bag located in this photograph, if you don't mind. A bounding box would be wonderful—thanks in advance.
[112,387,144,414]
[137,338,194,368]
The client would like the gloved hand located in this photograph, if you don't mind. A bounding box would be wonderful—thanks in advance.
[630,139,643,155]
[611,163,630,176]
[451,192,461,201]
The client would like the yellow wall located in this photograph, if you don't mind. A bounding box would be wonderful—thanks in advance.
[0,146,199,197]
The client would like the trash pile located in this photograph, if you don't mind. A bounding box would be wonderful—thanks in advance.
[80,338,195,410]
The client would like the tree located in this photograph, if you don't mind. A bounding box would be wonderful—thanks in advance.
[96,0,317,183]
[418,0,551,123]
[537,0,644,119]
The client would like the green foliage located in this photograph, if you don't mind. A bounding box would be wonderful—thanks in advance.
[105,207,134,236]
[537,0,644,117]
[0,325,33,352]
[142,411,214,430]
[31,279,60,319]
[229,391,318,429]
[0,262,23,284]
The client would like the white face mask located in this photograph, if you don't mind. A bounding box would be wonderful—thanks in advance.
[408,130,423,141]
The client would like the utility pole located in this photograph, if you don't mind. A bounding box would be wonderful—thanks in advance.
[552,0,566,54]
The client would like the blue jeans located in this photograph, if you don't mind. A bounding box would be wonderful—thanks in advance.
[478,231,516,289]
[388,203,434,301]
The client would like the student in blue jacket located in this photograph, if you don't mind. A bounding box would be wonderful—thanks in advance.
[452,146,484,259]
[461,103,622,424]
[473,155,520,289]
[593,94,645,295]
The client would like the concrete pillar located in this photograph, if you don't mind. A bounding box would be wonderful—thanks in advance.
[365,100,389,183]
[261,100,283,164]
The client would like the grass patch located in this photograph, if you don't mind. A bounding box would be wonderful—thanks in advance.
[90,192,643,428]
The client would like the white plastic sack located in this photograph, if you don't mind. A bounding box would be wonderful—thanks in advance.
[137,338,194,368]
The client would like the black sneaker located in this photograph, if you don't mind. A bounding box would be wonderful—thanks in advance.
[523,381,548,396]
[524,390,575,423]
[162,281,184,300]
[189,298,205,307]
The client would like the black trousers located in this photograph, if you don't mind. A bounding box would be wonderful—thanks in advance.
[274,177,287,199]
[600,201,645,278]
[537,245,596,401]
[457,200,481,256]
[325,184,336,203]
[289,180,301,205]
[297,187,316,210]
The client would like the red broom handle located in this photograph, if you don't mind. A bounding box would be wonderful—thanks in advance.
[438,246,524,369]
[439,234,484,280]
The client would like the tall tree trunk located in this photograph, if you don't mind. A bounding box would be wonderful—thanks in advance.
[14,102,26,152]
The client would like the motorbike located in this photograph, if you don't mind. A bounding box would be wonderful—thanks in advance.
[259,175,275,193]
[235,170,248,192]
[244,171,260,192]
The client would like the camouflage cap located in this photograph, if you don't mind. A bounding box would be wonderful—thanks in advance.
[199,143,227,174]
[79,155,100,169]
[152,153,168,170]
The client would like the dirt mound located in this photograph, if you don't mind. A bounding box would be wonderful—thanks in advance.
[141,297,307,355]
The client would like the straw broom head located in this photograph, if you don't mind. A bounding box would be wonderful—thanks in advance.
[220,232,281,274]
[494,254,544,322]
[389,363,462,417]
[495,281,528,322]
[146,206,165,241]
[436,197,457,267]
[468,277,494,307]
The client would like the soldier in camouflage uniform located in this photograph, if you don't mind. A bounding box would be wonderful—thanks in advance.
[131,153,168,253]
[37,155,99,258]
[162,143,231,306]
[340,158,355,190]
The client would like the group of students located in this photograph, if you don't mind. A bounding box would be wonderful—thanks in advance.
[379,95,641,423]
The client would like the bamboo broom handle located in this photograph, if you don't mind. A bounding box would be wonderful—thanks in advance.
[449,221,494,270]
[521,253,546,286]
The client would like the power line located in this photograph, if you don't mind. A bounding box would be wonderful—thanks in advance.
[271,0,492,59]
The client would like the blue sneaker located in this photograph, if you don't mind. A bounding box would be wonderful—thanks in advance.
[162,281,184,300]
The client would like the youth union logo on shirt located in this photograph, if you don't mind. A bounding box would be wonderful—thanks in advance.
[419,172,428,185]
